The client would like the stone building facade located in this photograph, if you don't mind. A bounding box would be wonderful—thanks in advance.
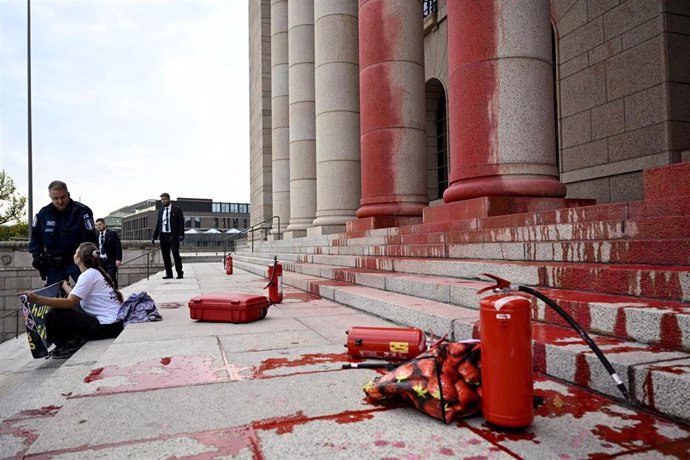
[248,0,689,235]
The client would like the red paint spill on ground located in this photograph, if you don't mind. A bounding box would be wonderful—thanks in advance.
[252,409,379,435]
[80,355,242,395]
[0,406,60,459]
[253,353,350,378]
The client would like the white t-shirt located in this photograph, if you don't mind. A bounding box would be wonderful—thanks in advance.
[70,268,121,324]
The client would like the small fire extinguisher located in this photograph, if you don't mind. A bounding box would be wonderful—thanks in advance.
[264,256,283,304]
[225,254,233,275]
[345,326,427,361]
[479,294,533,429]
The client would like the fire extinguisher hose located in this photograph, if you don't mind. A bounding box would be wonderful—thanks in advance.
[264,255,278,289]
[518,285,631,402]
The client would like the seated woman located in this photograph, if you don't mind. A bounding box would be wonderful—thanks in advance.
[25,242,124,358]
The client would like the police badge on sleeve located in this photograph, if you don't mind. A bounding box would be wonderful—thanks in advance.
[84,214,95,231]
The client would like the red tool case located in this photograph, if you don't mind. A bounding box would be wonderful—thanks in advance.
[188,293,269,323]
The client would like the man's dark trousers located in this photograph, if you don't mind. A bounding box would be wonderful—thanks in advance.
[159,234,183,277]
[103,262,119,289]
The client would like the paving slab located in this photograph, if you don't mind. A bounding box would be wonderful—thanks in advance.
[4,262,690,459]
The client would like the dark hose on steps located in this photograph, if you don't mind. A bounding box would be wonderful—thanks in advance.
[479,274,631,402]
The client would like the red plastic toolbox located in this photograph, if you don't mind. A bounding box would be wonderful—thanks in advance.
[188,293,269,323]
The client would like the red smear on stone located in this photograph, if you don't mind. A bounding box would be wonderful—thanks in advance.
[574,353,591,387]
[17,405,61,418]
[374,439,388,446]
[252,409,378,435]
[439,447,455,456]
[533,342,547,373]
[84,367,104,383]
[253,353,350,378]
[78,356,242,395]
[179,426,263,460]
[25,425,264,460]
[660,313,683,349]
[0,407,60,460]
[613,308,627,338]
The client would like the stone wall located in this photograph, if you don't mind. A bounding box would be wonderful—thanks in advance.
[0,241,164,342]
[553,0,690,203]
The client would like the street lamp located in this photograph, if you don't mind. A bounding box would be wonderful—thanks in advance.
[27,0,34,233]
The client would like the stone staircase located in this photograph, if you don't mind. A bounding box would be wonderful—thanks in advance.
[232,162,690,424]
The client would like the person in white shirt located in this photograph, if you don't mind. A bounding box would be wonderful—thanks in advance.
[24,242,124,358]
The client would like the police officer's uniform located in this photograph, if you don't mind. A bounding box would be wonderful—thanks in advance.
[29,200,98,284]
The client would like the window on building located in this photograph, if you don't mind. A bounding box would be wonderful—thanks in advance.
[231,203,238,213]
[436,94,449,196]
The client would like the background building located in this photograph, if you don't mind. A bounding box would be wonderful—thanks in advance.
[120,197,250,240]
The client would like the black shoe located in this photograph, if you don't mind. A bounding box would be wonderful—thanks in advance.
[162,275,173,279]
[176,274,184,279]
[50,339,85,359]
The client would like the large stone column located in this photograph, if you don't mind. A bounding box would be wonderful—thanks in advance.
[286,0,316,237]
[310,0,360,235]
[443,0,566,203]
[270,0,290,237]
[353,0,427,230]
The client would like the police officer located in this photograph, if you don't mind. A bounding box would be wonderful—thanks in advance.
[29,181,98,284]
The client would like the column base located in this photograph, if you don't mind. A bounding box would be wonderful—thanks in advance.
[346,216,423,233]
[283,230,308,239]
[423,196,596,223]
[307,225,346,236]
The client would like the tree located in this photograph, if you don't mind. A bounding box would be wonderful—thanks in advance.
[0,170,27,225]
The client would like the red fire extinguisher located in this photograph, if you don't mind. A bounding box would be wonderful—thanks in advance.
[264,256,283,304]
[225,254,233,275]
[345,326,427,361]
[479,294,533,429]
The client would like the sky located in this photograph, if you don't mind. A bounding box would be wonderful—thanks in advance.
[0,0,250,222]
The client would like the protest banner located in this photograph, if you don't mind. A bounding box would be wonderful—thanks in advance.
[19,282,62,359]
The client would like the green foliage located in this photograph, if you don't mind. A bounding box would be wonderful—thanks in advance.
[0,170,27,226]
[0,222,29,241]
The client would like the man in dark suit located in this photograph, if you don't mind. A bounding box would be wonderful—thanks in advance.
[151,193,185,279]
[95,218,123,288]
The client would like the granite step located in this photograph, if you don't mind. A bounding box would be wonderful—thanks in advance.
[233,253,690,351]
[233,259,690,424]
[236,251,690,302]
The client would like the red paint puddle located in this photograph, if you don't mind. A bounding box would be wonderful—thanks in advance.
[252,409,380,435]
[0,406,60,459]
[24,425,264,460]
[80,355,247,395]
[461,375,690,456]
[253,353,350,378]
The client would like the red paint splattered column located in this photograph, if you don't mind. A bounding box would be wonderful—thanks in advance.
[270,0,290,236]
[286,0,316,238]
[443,0,566,203]
[311,0,361,235]
[356,0,427,224]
